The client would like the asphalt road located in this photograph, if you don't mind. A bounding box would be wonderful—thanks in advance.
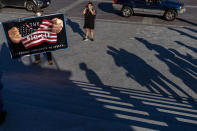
[0,0,197,130]
[1,16,197,131]
[0,0,197,27]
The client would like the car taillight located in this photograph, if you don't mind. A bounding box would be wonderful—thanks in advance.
[114,0,117,4]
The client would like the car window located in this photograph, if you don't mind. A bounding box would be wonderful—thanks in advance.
[166,0,178,2]
[134,0,147,4]
[146,0,160,4]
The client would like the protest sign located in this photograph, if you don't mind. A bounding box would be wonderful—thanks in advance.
[2,13,68,59]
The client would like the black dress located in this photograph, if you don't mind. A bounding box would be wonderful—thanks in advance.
[83,9,96,29]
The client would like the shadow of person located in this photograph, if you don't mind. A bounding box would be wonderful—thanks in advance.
[184,27,197,34]
[107,46,184,99]
[177,18,197,27]
[98,2,121,16]
[67,18,85,38]
[173,41,197,67]
[168,27,197,40]
[0,42,75,87]
[135,37,197,100]
[0,43,41,73]
[0,44,133,130]
[168,48,197,78]
[175,41,197,54]
[79,63,104,87]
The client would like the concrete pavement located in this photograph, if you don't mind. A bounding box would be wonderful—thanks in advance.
[0,16,197,130]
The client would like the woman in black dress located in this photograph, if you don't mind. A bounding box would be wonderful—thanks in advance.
[83,2,96,41]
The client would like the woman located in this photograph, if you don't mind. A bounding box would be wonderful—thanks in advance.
[83,2,96,41]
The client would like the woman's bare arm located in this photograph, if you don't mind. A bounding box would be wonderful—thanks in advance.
[83,8,87,15]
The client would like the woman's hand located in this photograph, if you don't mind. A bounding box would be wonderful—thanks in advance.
[83,8,87,15]
[88,5,96,15]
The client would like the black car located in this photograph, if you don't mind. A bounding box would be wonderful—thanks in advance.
[0,0,51,11]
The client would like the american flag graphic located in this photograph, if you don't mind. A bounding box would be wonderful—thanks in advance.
[20,19,57,49]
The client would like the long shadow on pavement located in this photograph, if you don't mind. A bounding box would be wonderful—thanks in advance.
[175,41,197,54]
[67,18,85,39]
[107,46,186,100]
[184,27,197,34]
[177,18,197,27]
[1,42,197,130]
[79,58,197,130]
[135,37,197,100]
[168,27,197,40]
[0,43,160,130]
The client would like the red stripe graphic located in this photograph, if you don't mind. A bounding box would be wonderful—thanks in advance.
[21,19,57,49]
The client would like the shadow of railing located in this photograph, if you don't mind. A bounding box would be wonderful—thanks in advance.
[177,18,197,27]
[1,42,197,130]
[168,27,197,40]
[73,79,197,130]
[184,27,197,34]
[135,37,197,98]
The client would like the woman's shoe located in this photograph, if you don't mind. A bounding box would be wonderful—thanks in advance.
[33,60,41,65]
[83,38,88,41]
[90,38,94,41]
[48,60,53,65]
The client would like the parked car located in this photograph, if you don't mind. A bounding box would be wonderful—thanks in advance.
[0,0,51,11]
[113,0,186,21]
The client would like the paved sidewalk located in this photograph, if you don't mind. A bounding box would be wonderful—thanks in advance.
[0,18,197,130]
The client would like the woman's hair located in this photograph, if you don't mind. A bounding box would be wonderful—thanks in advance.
[88,1,93,6]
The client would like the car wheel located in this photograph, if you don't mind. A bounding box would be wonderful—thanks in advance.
[164,10,177,21]
[25,1,37,11]
[121,6,133,17]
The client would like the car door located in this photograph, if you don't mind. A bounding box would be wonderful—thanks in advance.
[133,0,146,14]
[4,0,25,7]
[143,0,165,15]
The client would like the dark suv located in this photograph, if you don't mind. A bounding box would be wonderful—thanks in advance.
[0,0,51,11]
[113,0,186,21]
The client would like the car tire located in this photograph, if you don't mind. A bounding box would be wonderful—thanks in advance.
[25,1,37,11]
[121,6,133,17]
[164,10,177,21]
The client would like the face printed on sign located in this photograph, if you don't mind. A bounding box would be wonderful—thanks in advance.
[7,18,64,49]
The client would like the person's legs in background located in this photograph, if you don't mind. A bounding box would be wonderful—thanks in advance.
[90,29,94,41]
[34,54,41,64]
[33,53,53,65]
[83,28,89,41]
[46,52,53,65]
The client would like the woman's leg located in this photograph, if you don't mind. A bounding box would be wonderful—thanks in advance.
[85,28,89,38]
[90,29,94,39]
[34,54,41,64]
